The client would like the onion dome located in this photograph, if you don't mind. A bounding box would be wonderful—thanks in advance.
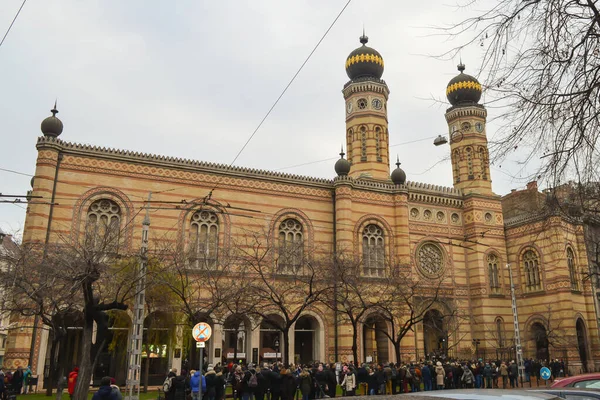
[345,33,384,80]
[334,146,351,176]
[446,63,482,106]
[41,102,63,137]
[391,156,406,185]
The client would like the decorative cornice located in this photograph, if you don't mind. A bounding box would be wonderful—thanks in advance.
[37,136,334,188]
[504,210,583,229]
[444,104,487,121]
[342,78,390,99]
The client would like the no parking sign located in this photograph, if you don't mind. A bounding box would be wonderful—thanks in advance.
[192,322,212,342]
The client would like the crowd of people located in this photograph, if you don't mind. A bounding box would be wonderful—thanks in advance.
[161,357,568,400]
[0,366,33,398]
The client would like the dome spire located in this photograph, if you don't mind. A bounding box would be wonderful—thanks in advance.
[457,60,465,73]
[360,26,368,45]
[41,101,64,138]
[334,144,351,176]
[339,144,346,158]
[391,154,406,185]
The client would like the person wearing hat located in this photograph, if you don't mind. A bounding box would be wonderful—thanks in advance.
[435,362,445,390]
[109,378,122,400]
[68,367,79,399]
[204,364,217,400]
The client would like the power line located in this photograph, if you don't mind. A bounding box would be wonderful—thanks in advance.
[0,0,27,49]
[206,0,353,198]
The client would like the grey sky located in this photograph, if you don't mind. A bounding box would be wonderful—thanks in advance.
[0,0,537,235]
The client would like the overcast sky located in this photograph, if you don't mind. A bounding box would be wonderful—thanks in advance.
[0,0,540,236]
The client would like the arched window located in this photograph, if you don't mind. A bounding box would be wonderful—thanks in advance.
[347,129,353,159]
[567,247,579,291]
[360,126,367,161]
[523,249,541,291]
[488,253,500,292]
[375,127,382,161]
[85,199,121,252]
[479,147,488,180]
[495,318,504,347]
[190,210,219,268]
[465,147,474,179]
[453,149,461,183]
[362,224,385,277]
[278,218,304,273]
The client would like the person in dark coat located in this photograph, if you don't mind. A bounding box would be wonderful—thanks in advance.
[255,366,268,400]
[172,371,189,400]
[205,366,218,400]
[280,368,296,400]
[270,365,282,400]
[92,377,118,400]
[215,367,226,400]
[326,364,337,398]
[374,365,386,395]
[298,369,312,400]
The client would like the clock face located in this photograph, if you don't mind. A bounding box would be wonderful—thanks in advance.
[372,98,383,110]
[475,121,484,133]
[461,122,472,132]
[346,101,353,114]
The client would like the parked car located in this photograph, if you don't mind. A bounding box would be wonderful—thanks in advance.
[402,389,561,400]
[532,388,600,399]
[552,373,600,388]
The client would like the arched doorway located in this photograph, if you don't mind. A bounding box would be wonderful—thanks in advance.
[363,315,389,363]
[531,322,549,362]
[294,315,319,364]
[576,318,589,372]
[260,315,284,364]
[423,310,446,359]
[222,314,251,363]
[142,312,175,386]
[94,310,131,385]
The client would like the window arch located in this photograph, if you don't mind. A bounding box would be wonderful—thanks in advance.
[362,224,385,276]
[567,247,579,291]
[346,129,353,160]
[278,218,304,273]
[375,127,382,161]
[488,253,500,292]
[523,249,541,291]
[190,210,219,268]
[85,199,121,251]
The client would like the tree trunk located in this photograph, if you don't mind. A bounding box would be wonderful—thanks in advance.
[46,335,59,396]
[352,321,359,364]
[282,327,290,364]
[394,341,401,365]
[73,316,94,400]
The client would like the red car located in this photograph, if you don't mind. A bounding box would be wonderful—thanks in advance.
[551,373,600,388]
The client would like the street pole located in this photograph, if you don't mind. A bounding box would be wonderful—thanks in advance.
[507,264,525,388]
[199,346,204,400]
[125,193,152,400]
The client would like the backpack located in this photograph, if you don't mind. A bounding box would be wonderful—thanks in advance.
[391,367,398,379]
[163,377,172,393]
[248,372,258,388]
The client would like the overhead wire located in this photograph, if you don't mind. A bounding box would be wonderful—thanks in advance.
[204,0,353,199]
[0,0,27,49]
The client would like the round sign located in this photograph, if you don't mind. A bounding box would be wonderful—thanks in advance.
[540,367,551,380]
[192,322,212,342]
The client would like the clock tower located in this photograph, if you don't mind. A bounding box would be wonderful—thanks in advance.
[343,34,390,181]
[445,63,492,195]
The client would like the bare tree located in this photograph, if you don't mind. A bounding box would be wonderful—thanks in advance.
[237,229,331,364]
[438,0,600,187]
[320,250,382,363]
[374,270,458,363]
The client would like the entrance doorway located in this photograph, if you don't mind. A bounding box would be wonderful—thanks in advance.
[576,318,589,372]
[363,315,389,363]
[294,316,319,364]
[423,310,446,359]
[260,315,284,364]
[531,322,549,362]
[223,314,251,363]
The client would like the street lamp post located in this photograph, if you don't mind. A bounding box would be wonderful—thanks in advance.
[274,338,280,363]
[507,264,526,388]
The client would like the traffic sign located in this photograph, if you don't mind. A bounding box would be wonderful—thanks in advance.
[196,342,205,348]
[540,367,551,380]
[192,322,212,342]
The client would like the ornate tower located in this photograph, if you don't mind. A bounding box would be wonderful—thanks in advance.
[343,34,390,181]
[445,64,492,195]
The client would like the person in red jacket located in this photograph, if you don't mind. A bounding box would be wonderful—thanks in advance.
[68,367,79,398]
